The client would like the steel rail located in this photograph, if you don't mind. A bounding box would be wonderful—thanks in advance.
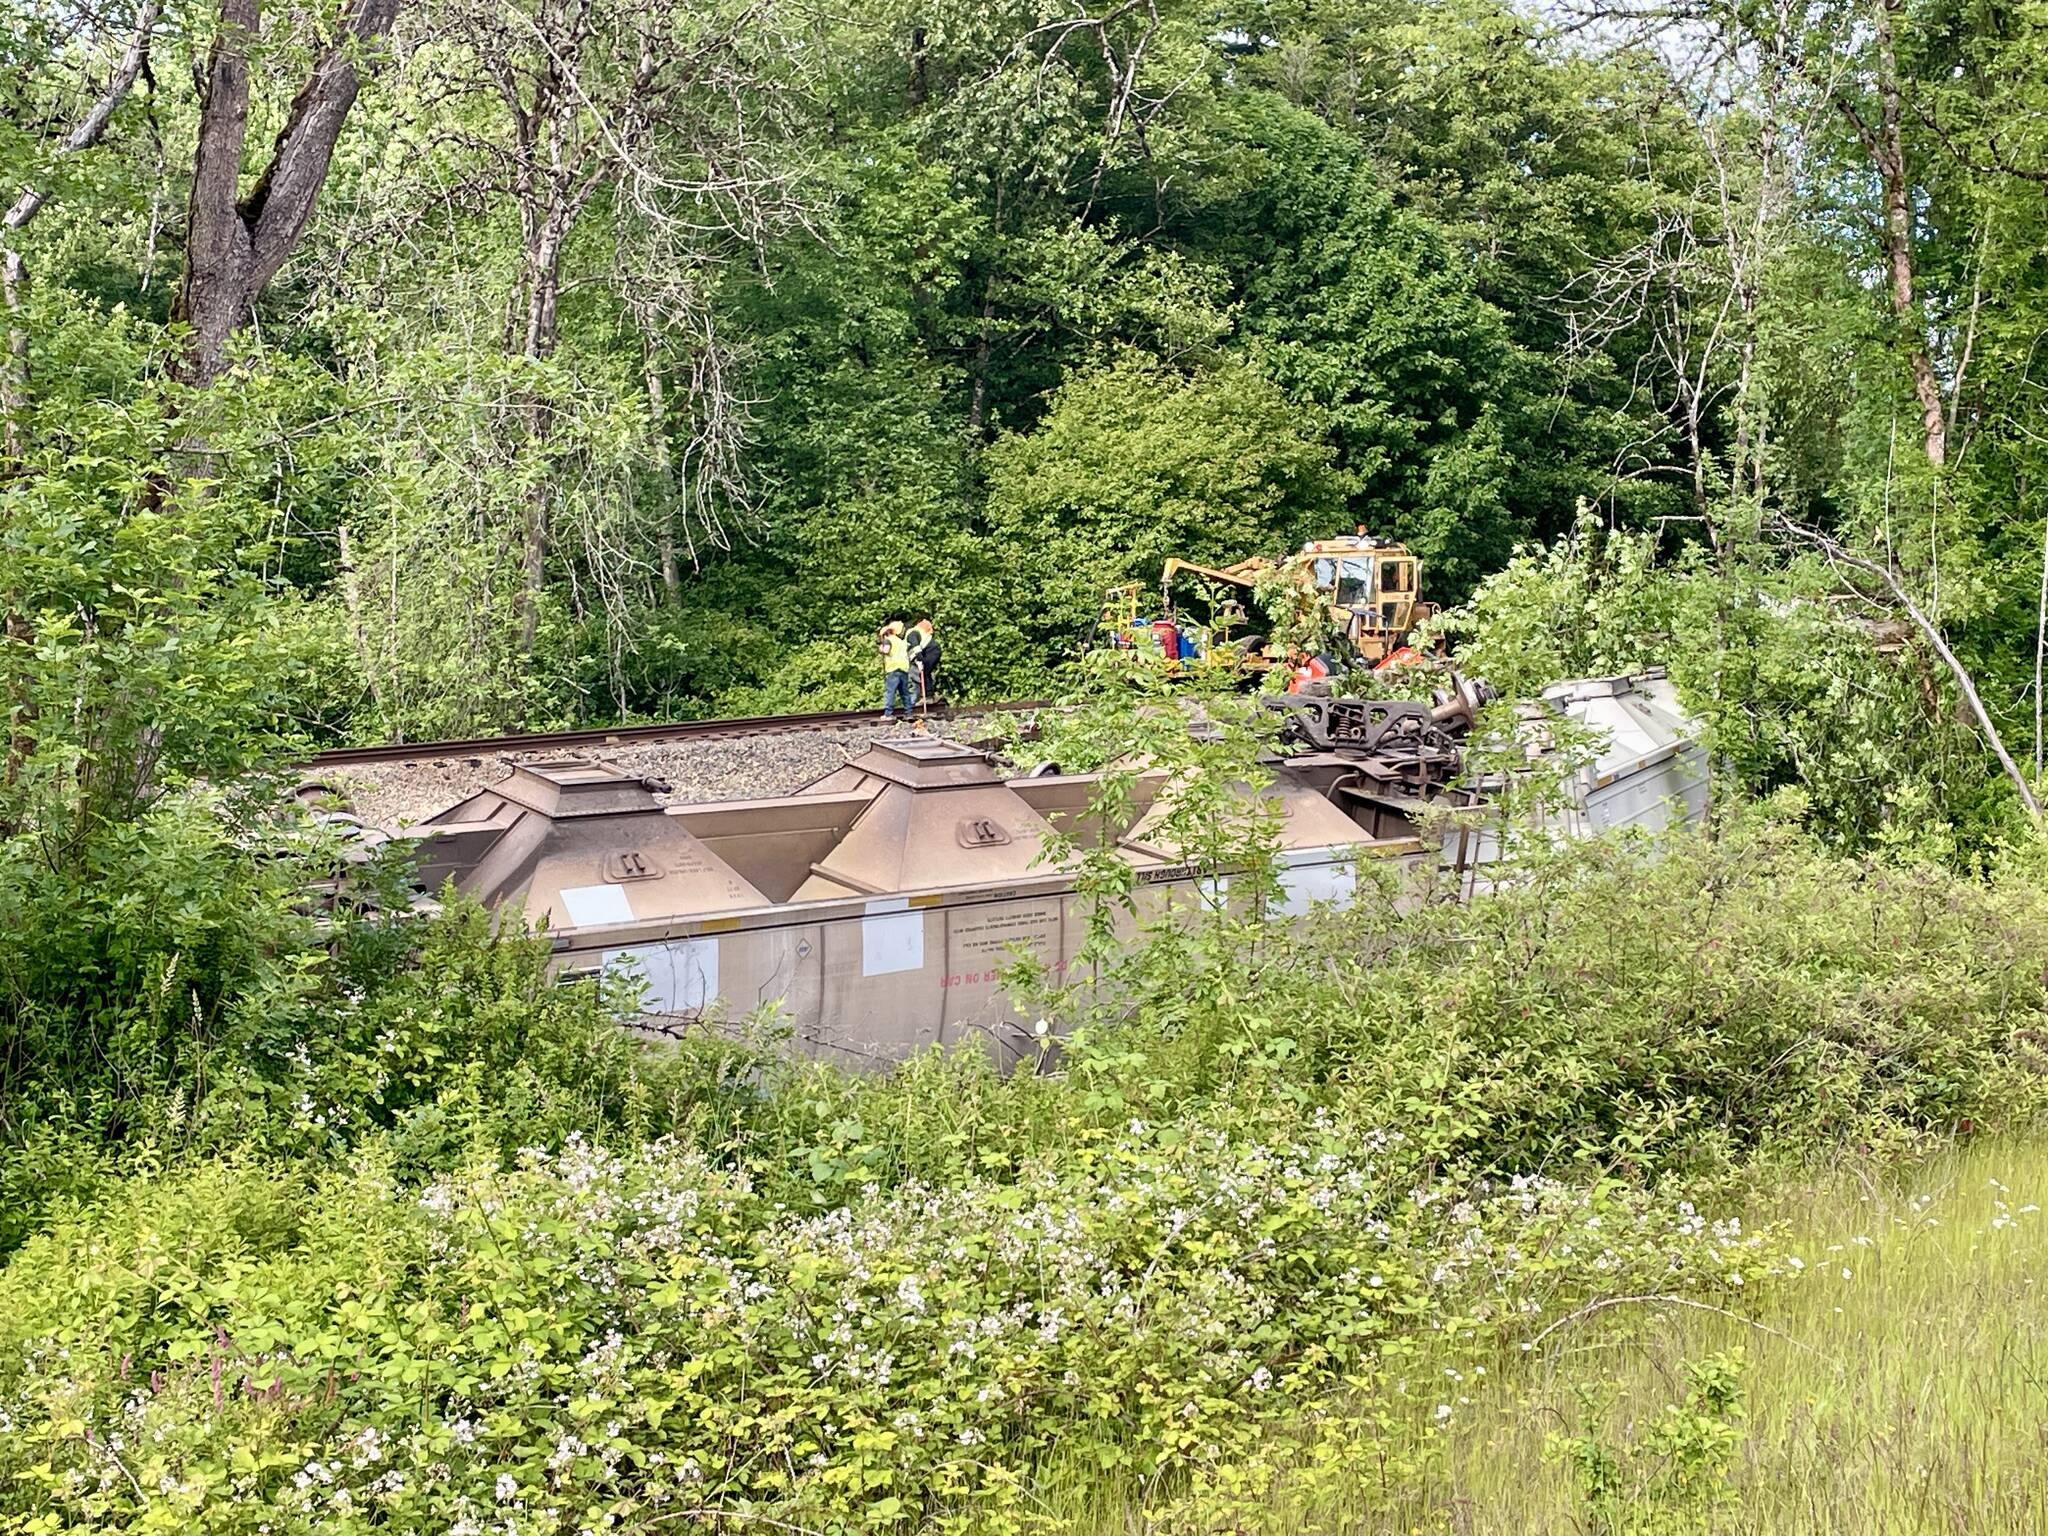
[303,701,1047,768]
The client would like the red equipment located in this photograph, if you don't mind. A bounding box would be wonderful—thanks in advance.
[1286,655,1332,693]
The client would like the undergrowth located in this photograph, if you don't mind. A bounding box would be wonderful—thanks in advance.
[0,809,2045,1531]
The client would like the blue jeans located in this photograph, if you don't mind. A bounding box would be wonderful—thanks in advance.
[883,670,913,716]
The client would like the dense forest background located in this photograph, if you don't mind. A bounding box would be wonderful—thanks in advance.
[7,0,2048,831]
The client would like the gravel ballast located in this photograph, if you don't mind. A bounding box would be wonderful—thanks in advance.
[326,714,1010,830]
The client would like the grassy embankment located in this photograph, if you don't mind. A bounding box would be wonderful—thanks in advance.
[1066,1136,2048,1533]
[1451,1136,2048,1533]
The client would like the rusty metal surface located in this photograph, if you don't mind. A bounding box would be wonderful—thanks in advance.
[789,740,1063,900]
[370,672,1706,1070]
[414,760,771,931]
[1266,696,1461,796]
[1116,776,1373,864]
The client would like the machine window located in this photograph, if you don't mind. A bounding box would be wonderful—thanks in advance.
[1333,558,1375,609]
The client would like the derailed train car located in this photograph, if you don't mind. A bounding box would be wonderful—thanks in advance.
[398,672,1706,1067]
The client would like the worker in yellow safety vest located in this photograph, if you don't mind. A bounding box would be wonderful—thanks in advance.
[879,621,914,720]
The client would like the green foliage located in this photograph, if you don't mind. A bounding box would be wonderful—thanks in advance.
[1,865,754,1250]
[291,900,669,1173]
[6,800,2047,1529]
[9,0,2048,836]
[47,0,1714,727]
[1442,509,1675,697]
[981,356,1345,679]
[11,0,2048,1523]
[10,0,2048,1519]
[1006,651,1288,964]
[1184,92,1533,594]
[1,642,2046,1525]
[714,635,885,715]
[1031,811,2048,1183]
[1551,1351,1750,1535]
[0,1120,1788,1534]
[0,316,345,1247]
[1443,514,2029,851]
[1420,1135,2048,1535]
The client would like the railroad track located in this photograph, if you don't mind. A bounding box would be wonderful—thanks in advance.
[304,701,1047,768]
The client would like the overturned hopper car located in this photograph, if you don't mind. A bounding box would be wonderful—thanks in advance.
[397,672,1706,1067]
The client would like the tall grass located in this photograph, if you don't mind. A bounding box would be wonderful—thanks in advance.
[1453,1137,2048,1533]
[1094,1136,2048,1533]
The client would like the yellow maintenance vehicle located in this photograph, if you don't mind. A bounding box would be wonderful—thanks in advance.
[1098,527,1432,678]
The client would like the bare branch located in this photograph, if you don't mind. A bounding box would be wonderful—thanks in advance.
[3,0,161,234]
[1915,99,2048,186]
[1774,516,2042,820]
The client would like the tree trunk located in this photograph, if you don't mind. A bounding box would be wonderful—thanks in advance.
[335,522,387,727]
[908,24,928,105]
[520,227,565,362]
[0,608,33,836]
[645,361,681,606]
[1870,0,1946,468]
[1685,391,1708,521]
[513,230,564,657]
[170,0,402,386]
[966,287,995,434]
[0,252,25,467]
[516,484,550,656]
[2035,504,2047,781]
[173,0,259,387]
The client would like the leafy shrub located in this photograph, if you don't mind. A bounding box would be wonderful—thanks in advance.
[1020,816,2048,1181]
[1550,1350,1750,1535]
[980,353,1348,669]
[0,1123,1787,1533]
[5,660,2046,1529]
[1437,507,1674,696]
[0,893,757,1250]
[713,634,879,716]
[1439,515,2029,851]
[289,901,658,1167]
[0,792,315,1250]
[0,335,341,1246]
